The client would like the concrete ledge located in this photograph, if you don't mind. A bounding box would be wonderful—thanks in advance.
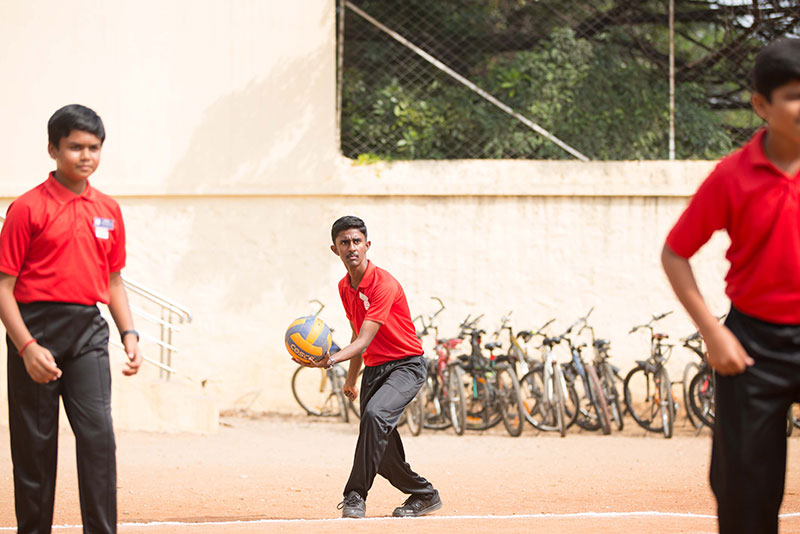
[112,378,219,434]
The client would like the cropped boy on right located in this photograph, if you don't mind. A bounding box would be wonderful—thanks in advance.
[662,38,800,534]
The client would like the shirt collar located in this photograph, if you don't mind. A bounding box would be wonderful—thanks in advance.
[746,128,772,170]
[744,128,800,180]
[348,260,376,292]
[44,172,96,204]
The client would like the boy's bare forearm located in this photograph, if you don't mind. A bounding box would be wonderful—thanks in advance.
[661,244,718,334]
[107,272,135,333]
[347,353,363,382]
[0,274,33,350]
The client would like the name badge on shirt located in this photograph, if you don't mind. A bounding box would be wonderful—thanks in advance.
[359,291,370,311]
[93,217,114,240]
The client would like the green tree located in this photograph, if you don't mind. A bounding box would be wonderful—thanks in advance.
[340,0,799,160]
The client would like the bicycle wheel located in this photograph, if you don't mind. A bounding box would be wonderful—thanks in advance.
[688,366,715,429]
[587,365,612,435]
[793,404,800,430]
[405,381,425,436]
[624,364,663,432]
[565,364,602,432]
[331,368,350,423]
[600,362,624,431]
[495,364,525,437]
[520,364,558,431]
[463,368,490,431]
[553,363,568,437]
[421,372,451,431]
[682,361,701,429]
[446,364,467,435]
[656,368,675,438]
[291,366,344,418]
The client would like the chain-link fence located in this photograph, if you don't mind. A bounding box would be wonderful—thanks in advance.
[338,0,799,161]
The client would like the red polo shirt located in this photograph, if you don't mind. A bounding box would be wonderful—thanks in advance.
[0,172,126,305]
[339,261,423,366]
[666,129,800,324]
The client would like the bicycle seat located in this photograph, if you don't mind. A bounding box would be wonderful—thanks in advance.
[494,355,515,365]
[654,333,669,340]
[484,341,503,351]
[593,339,610,348]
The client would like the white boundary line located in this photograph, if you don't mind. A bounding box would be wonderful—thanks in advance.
[4,511,800,530]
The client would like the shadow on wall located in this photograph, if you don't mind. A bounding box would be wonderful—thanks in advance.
[166,45,335,311]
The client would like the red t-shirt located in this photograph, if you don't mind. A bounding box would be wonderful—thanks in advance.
[338,261,423,366]
[666,129,800,324]
[0,173,126,305]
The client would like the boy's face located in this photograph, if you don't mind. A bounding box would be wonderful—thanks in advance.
[331,228,370,271]
[47,129,102,185]
[752,80,800,146]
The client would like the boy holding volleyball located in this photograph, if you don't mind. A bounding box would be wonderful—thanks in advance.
[303,215,441,518]
[662,38,800,534]
[0,104,142,533]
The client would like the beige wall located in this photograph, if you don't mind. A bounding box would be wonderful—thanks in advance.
[0,1,734,426]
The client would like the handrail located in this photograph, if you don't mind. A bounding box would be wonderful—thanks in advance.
[0,212,191,379]
[122,276,192,323]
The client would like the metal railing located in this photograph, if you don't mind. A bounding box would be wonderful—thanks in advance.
[0,214,192,380]
[109,276,192,379]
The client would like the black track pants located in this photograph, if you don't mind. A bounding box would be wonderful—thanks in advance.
[712,307,800,534]
[7,302,116,534]
[343,355,435,500]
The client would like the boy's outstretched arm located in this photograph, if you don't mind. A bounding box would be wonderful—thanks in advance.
[661,244,753,375]
[0,273,61,383]
[108,272,143,376]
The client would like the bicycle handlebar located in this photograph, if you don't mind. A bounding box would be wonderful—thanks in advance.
[428,297,446,320]
[629,310,673,334]
[309,299,325,317]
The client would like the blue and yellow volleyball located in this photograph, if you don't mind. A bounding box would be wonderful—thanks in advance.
[285,316,332,364]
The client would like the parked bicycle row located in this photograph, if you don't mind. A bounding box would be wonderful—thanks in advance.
[290,298,800,438]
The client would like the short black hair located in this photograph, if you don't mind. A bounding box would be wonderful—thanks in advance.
[331,216,368,244]
[753,38,800,101]
[48,104,106,147]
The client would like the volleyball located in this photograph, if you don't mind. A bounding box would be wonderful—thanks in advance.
[285,316,332,364]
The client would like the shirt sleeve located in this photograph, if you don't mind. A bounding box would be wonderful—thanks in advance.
[364,278,398,325]
[665,164,730,259]
[107,204,126,273]
[0,200,32,277]
[338,279,353,321]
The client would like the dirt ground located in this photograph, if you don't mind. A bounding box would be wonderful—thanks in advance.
[1,414,800,533]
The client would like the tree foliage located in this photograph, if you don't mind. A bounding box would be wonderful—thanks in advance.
[340,0,799,160]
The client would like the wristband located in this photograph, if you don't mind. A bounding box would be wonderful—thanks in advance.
[120,330,139,343]
[19,338,36,355]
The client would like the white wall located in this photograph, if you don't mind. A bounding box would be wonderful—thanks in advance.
[0,1,735,424]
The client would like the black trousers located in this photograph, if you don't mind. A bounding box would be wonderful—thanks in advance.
[343,355,435,500]
[712,307,800,534]
[7,302,116,534]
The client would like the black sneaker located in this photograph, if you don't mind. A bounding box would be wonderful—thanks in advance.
[337,491,366,518]
[392,489,442,518]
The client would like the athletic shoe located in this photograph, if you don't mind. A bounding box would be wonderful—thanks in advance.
[392,489,442,518]
[337,491,366,518]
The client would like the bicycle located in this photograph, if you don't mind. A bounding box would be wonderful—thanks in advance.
[623,311,677,438]
[492,311,537,377]
[560,309,611,435]
[290,300,359,422]
[680,329,715,430]
[409,298,467,436]
[577,310,624,431]
[455,314,526,437]
[518,318,578,437]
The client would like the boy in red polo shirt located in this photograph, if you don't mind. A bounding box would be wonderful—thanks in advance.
[0,104,142,534]
[662,38,800,534]
[303,215,440,519]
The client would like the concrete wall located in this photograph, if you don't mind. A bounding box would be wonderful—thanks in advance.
[0,1,735,429]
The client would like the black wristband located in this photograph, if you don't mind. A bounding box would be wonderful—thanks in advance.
[120,330,139,343]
